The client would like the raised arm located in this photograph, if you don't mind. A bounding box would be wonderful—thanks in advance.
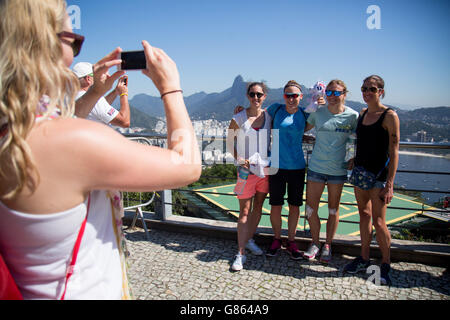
[77,41,201,192]
[109,76,130,128]
[74,47,125,118]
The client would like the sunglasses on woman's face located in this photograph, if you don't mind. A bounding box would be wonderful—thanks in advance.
[361,86,382,93]
[325,90,344,97]
[248,92,265,98]
[57,31,85,57]
[284,93,301,99]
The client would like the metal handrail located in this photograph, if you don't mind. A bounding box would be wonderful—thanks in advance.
[124,192,156,211]
[120,134,449,239]
[123,132,450,150]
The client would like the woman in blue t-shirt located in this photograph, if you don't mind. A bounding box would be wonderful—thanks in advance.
[265,80,311,260]
[302,80,359,263]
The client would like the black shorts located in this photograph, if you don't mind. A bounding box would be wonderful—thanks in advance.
[269,168,306,207]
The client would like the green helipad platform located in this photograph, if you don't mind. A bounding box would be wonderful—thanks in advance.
[193,183,436,236]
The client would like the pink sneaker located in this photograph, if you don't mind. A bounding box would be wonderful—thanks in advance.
[286,241,303,260]
[266,238,282,257]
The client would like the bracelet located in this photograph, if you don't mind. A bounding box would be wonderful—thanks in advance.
[160,89,183,99]
[120,93,128,97]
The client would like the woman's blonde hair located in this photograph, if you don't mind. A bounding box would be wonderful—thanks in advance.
[0,0,79,200]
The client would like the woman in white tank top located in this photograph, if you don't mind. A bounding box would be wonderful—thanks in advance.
[0,0,201,299]
[226,82,271,271]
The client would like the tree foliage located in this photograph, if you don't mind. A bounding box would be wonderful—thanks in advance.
[189,164,237,187]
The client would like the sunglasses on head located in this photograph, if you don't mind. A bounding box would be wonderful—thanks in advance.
[284,93,302,99]
[57,31,85,57]
[325,90,344,97]
[248,92,265,98]
[361,86,382,93]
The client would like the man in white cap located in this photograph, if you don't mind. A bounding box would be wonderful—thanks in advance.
[73,62,130,127]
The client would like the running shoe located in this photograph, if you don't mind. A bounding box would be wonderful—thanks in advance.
[266,238,282,257]
[380,263,392,286]
[246,238,263,256]
[286,240,303,260]
[319,244,332,264]
[231,253,246,272]
[303,243,320,260]
[343,256,370,274]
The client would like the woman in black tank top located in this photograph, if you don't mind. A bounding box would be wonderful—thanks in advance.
[355,107,391,181]
[344,75,400,286]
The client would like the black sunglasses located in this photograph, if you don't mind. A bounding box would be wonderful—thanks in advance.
[248,92,265,98]
[361,86,382,93]
[57,31,85,57]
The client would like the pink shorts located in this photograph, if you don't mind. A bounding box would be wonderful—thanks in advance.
[236,174,269,199]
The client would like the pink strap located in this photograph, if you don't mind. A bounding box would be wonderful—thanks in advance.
[60,195,91,300]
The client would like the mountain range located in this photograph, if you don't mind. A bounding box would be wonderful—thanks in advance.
[116,75,449,141]
[119,75,368,120]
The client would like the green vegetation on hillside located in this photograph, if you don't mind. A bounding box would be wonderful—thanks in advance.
[189,164,236,187]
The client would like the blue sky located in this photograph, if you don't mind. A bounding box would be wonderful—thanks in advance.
[67,0,450,109]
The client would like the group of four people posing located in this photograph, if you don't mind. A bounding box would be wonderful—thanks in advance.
[227,75,400,286]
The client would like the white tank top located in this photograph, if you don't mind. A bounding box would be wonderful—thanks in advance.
[232,109,271,163]
[0,190,129,299]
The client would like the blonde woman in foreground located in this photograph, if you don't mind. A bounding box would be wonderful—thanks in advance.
[0,0,201,299]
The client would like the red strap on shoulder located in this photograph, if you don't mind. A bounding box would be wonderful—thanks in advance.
[0,254,23,300]
[60,195,91,300]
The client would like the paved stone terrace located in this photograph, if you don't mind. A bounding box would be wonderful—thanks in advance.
[124,228,449,300]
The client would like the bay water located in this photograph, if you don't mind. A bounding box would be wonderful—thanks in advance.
[395,151,450,205]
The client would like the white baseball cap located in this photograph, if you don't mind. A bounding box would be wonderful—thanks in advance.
[72,62,93,78]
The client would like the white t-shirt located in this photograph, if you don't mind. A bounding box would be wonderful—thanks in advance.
[0,190,128,300]
[76,91,119,125]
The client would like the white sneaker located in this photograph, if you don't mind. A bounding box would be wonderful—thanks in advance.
[245,238,263,255]
[231,253,246,271]
[303,243,320,260]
